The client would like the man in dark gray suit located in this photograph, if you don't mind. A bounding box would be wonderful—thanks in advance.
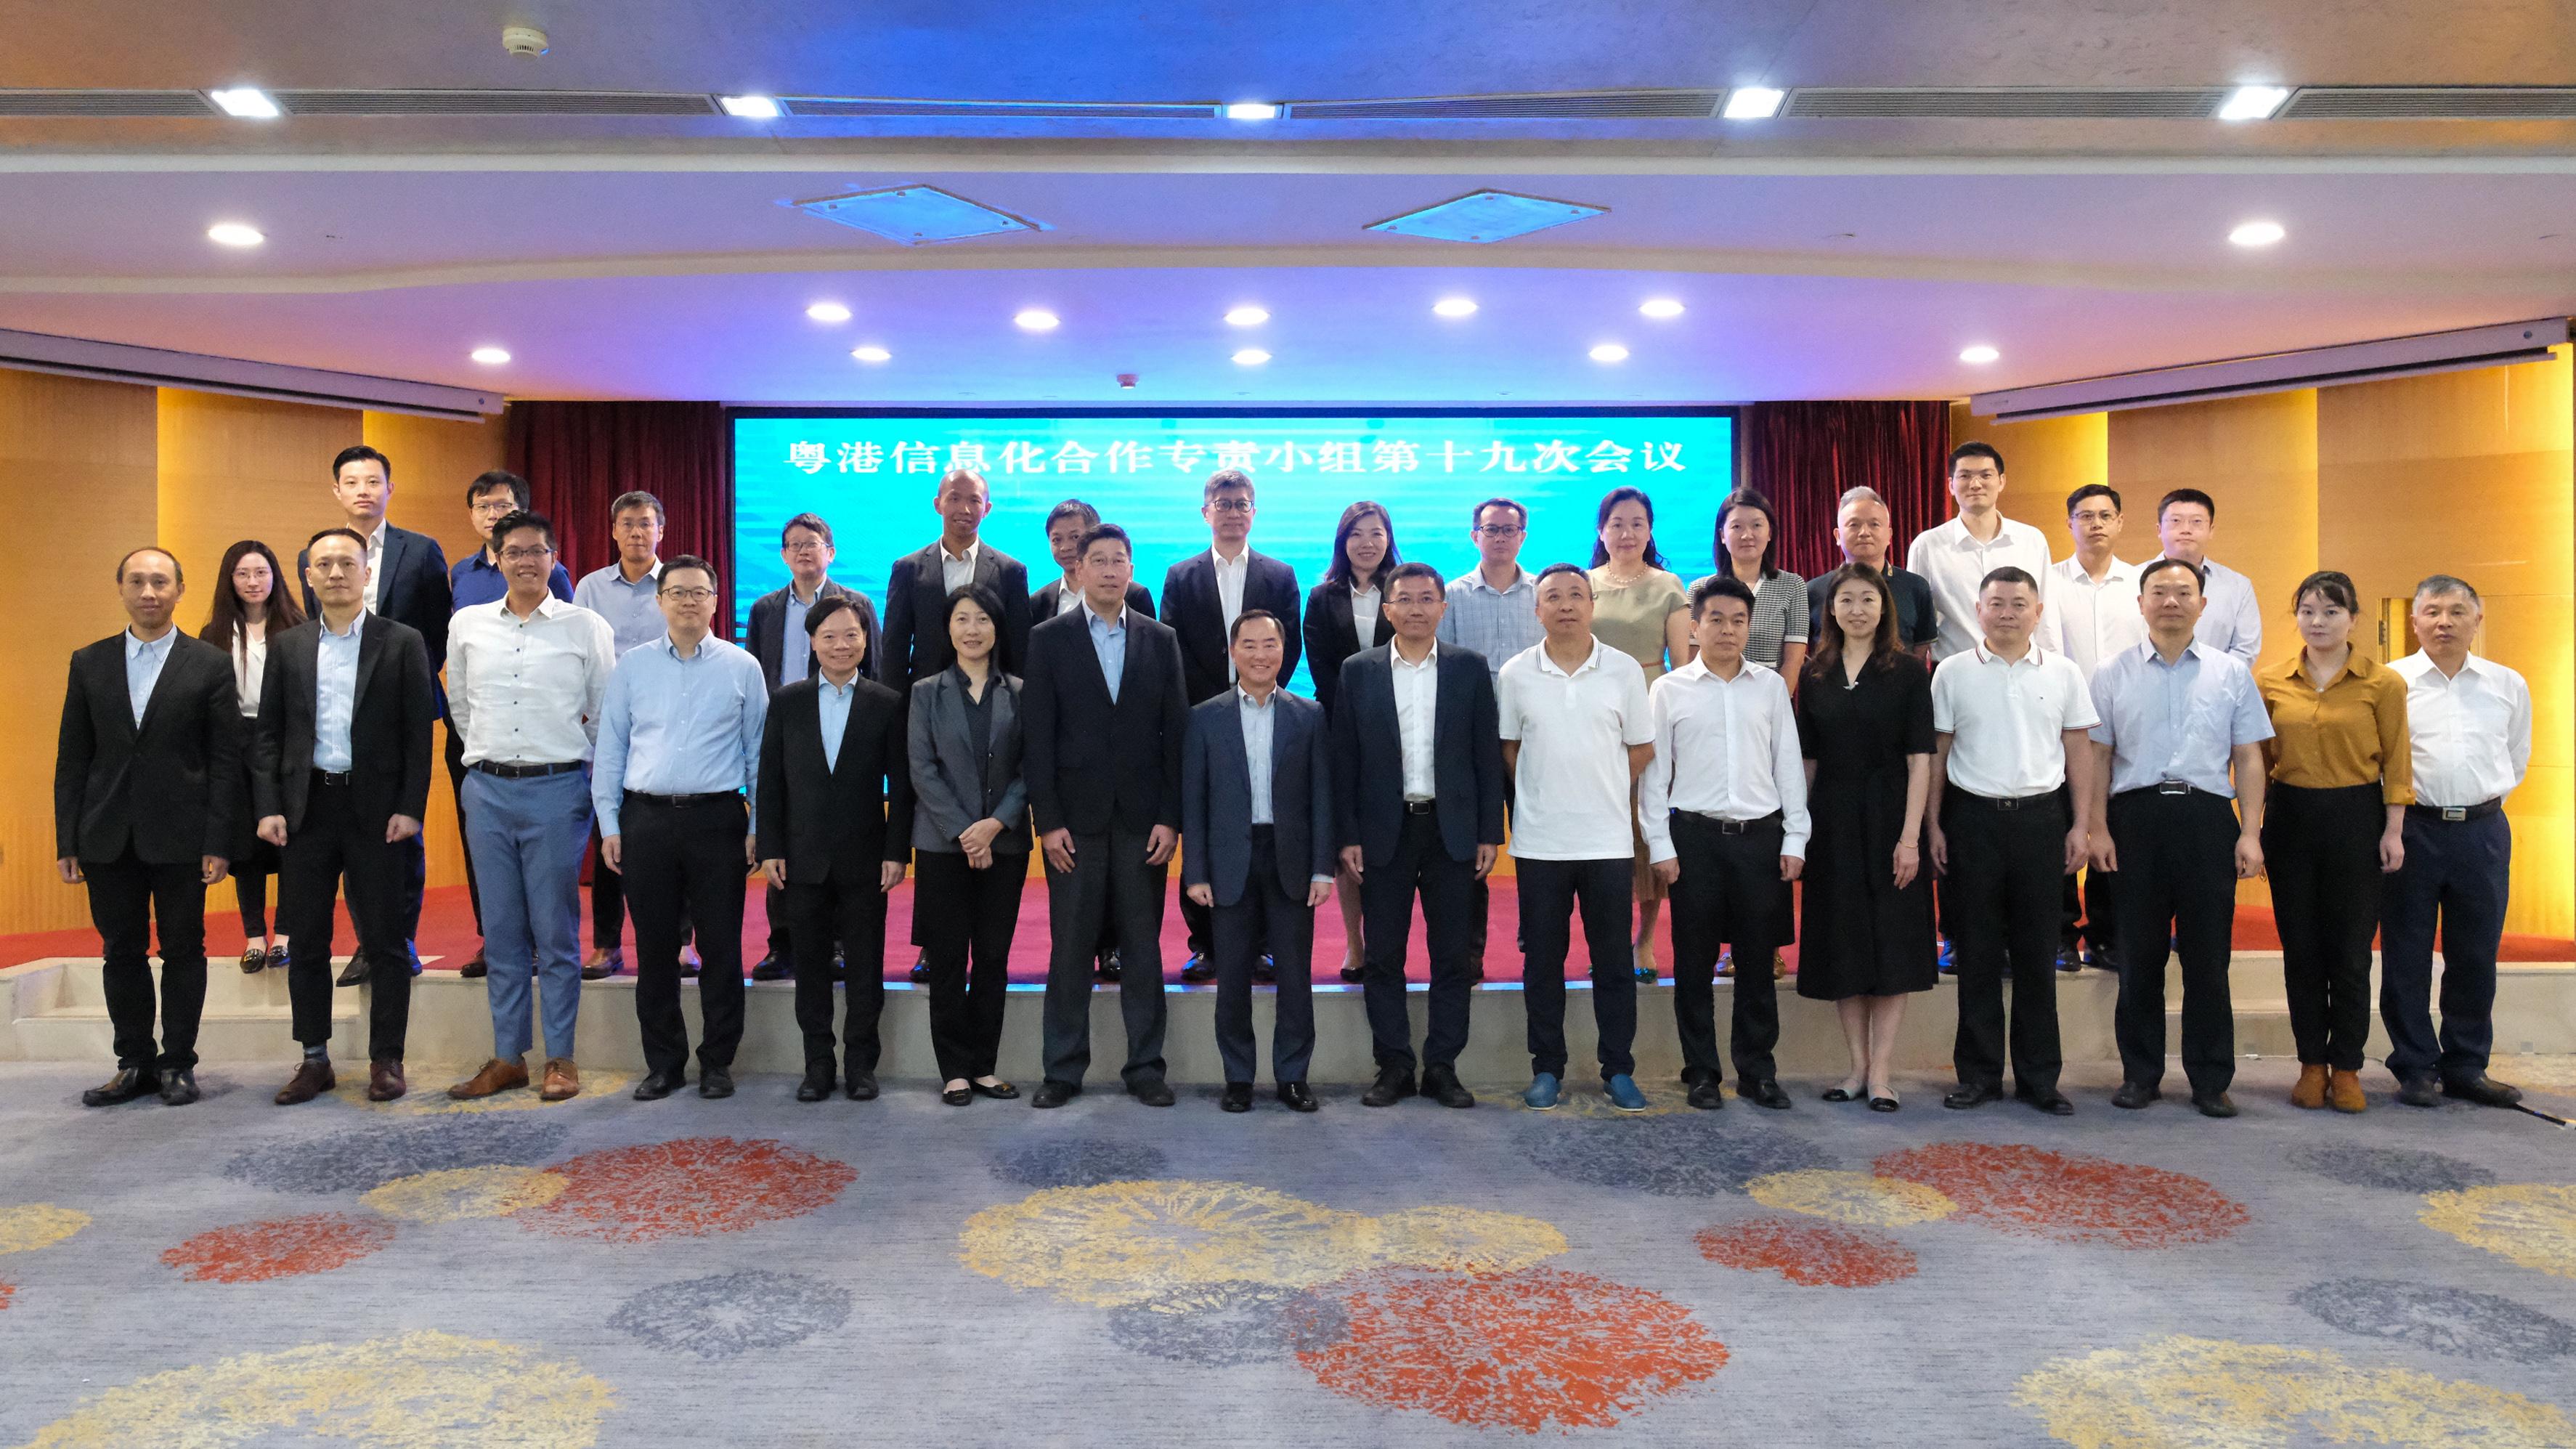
[882,468,1034,683]
[1182,609,1334,1113]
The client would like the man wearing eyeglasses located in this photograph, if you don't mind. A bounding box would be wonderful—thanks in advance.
[591,556,767,1102]
[570,490,671,981]
[1436,497,1542,984]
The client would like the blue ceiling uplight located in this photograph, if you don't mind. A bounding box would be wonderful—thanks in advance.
[1366,189,1608,243]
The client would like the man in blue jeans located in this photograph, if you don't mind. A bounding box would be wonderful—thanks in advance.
[443,510,617,1103]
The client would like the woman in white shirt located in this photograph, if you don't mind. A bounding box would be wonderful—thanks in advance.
[1304,500,1399,983]
[200,540,304,973]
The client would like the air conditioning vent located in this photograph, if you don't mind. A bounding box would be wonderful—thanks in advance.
[2280,86,2576,120]
[1292,89,1724,120]
[1785,87,2229,118]
[0,89,213,117]
[272,89,718,115]
[781,97,1216,120]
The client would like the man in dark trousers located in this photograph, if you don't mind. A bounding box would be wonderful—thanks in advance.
[1333,561,1506,1111]
[57,546,241,1108]
[756,596,911,1103]
[1161,468,1301,982]
[744,510,883,983]
[1025,524,1190,1108]
[296,444,451,983]
[256,527,437,1106]
[1182,609,1334,1113]
[1032,497,1152,985]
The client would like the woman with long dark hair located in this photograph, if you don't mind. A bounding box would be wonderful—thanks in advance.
[200,539,306,973]
[1305,500,1399,981]
[1699,490,1808,686]
[1587,486,1689,983]
[1795,564,1936,1110]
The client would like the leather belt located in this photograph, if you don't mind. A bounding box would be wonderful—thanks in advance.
[1680,808,1782,836]
[625,790,739,810]
[2408,797,2504,823]
[1403,800,1437,815]
[311,768,354,787]
[471,760,584,779]
[1954,790,2053,811]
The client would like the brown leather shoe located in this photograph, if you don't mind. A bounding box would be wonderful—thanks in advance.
[2327,1068,2368,1113]
[540,1058,581,1101]
[367,1058,407,1102]
[2291,1063,2328,1110]
[273,1058,335,1105]
[447,1056,530,1100]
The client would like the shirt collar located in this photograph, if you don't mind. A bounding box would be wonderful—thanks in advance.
[2137,638,2209,670]
[1468,567,1529,596]
[939,537,980,568]
[789,577,828,606]
[125,628,175,659]
[656,632,718,660]
[816,670,859,699]
[2401,650,2493,684]
[500,593,573,622]
[1390,641,1439,672]
[317,612,365,641]
[1535,638,1606,678]
[1086,605,1130,633]
[1972,640,2042,668]
[1235,684,1276,711]
[2260,649,2375,688]
[1211,544,1249,570]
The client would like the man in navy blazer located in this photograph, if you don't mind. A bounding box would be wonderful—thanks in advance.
[1331,562,1507,1110]
[1182,610,1334,1113]
[1160,468,1302,980]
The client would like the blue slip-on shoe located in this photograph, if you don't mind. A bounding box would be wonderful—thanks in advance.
[1523,1073,1561,1110]
[1607,1074,1649,1112]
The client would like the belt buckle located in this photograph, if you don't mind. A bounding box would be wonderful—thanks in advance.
[2157,780,2190,796]
[1717,818,1748,835]
[2442,806,2466,822]
[1993,795,2019,811]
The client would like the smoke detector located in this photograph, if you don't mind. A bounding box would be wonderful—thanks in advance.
[502,25,550,58]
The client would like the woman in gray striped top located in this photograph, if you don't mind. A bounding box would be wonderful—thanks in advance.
[1689,489,1807,982]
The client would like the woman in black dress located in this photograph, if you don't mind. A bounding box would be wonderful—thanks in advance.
[1304,500,1399,981]
[1795,564,1936,1110]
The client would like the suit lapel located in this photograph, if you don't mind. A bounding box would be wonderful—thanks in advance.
[130,637,186,744]
[107,644,143,747]
[812,686,846,779]
[354,614,384,710]
[935,675,978,789]
[375,528,405,612]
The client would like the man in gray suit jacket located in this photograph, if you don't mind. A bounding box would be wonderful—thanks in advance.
[1182,609,1334,1113]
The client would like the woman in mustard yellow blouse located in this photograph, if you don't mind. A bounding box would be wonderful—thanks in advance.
[2256,570,2412,1113]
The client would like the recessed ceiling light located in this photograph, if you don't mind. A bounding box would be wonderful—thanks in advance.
[1638,298,1686,319]
[851,345,891,363]
[2217,84,2291,121]
[1224,305,1270,326]
[1370,190,1606,244]
[470,346,511,365]
[2228,219,2287,248]
[206,222,264,248]
[1432,296,1479,318]
[1722,86,1785,120]
[1015,309,1060,331]
[1232,348,1271,366]
[1222,102,1280,121]
[718,94,781,119]
[208,87,280,118]
[1589,343,1629,363]
[805,301,851,323]
[1959,344,2001,365]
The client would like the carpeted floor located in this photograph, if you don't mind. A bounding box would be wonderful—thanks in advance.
[2,1055,2573,1445]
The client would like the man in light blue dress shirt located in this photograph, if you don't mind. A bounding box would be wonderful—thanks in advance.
[2153,489,2262,662]
[593,555,768,1102]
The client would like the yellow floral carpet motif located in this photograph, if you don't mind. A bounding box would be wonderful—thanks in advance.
[959,1179,1567,1307]
[2421,1184,2576,1280]
[360,1166,572,1223]
[0,1205,89,1256]
[2015,1334,2573,1448]
[1746,1169,1959,1227]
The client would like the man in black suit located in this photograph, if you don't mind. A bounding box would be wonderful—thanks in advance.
[1024,523,1190,1109]
[743,510,884,982]
[1032,497,1152,986]
[756,596,912,1103]
[56,546,240,1108]
[1183,610,1335,1113]
[1332,562,1506,1110]
[884,468,1034,683]
[297,445,451,984]
[256,528,437,1106]
[1160,468,1301,981]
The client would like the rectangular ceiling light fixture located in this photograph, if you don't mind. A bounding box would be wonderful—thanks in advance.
[787,184,1051,244]
[1366,189,1606,243]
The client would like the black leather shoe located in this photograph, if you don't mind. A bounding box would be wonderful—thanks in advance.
[2397,1075,2444,1108]
[1094,950,1121,983]
[579,949,622,981]
[2023,1087,2076,1116]
[1032,1079,1079,1108]
[943,1084,975,1105]
[336,956,367,987]
[2443,1074,2524,1108]
[2055,944,2084,973]
[1687,1079,1726,1111]
[2084,945,2120,973]
[970,1078,1020,1100]
[633,1071,680,1101]
[1179,954,1216,984]
[1252,954,1276,984]
[1278,1081,1317,1113]
[83,1066,161,1107]
[2192,1091,2238,1118]
[158,1069,200,1105]
[1338,963,1365,983]
[1943,1083,2004,1111]
[1129,1076,1177,1108]
[909,956,930,983]
[1743,1079,1792,1111]
[844,1072,879,1102]
[749,954,791,983]
[1221,1082,1254,1113]
[795,1069,832,1103]
[1361,1068,1417,1108]
[458,952,488,979]
[2112,1081,2161,1110]
[698,1067,735,1100]
[1422,1066,1476,1109]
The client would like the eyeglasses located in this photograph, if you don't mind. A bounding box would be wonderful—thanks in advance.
[783,540,828,554]
[469,498,518,516]
[498,545,553,563]
[1206,499,1254,514]
[659,587,717,603]
[1475,524,1526,537]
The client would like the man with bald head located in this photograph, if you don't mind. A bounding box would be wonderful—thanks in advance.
[57,547,243,1107]
[1807,487,1939,661]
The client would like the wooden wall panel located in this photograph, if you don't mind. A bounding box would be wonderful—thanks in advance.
[155,390,362,598]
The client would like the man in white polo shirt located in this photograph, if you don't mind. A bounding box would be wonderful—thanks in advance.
[1907,443,2055,665]
[1928,565,2098,1116]
[1498,564,1657,1113]
[2044,482,2147,975]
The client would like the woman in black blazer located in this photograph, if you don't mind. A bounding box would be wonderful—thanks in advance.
[1302,500,1399,981]
[200,540,305,973]
[907,584,1032,1106]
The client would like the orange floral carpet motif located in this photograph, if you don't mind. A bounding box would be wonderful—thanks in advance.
[161,1213,396,1283]
[517,1137,856,1243]
[1297,1267,1729,1432]
[1697,1216,1919,1287]
[1874,1141,2249,1249]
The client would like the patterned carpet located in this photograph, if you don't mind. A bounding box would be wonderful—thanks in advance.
[3,1056,2574,1446]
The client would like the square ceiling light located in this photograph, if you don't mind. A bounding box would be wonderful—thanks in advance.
[787,184,1052,245]
[1365,190,1607,243]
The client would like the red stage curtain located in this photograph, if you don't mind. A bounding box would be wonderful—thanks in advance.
[503,401,734,625]
[1739,401,1952,580]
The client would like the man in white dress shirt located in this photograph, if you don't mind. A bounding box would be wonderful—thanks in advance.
[444,511,619,1104]
[1906,443,2055,664]
[2384,575,2532,1109]
[2044,482,2148,974]
[1928,566,2099,1116]
[2153,489,2261,662]
[1642,575,1808,1112]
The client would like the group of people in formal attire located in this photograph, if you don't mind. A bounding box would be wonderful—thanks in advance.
[56,440,2531,1121]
